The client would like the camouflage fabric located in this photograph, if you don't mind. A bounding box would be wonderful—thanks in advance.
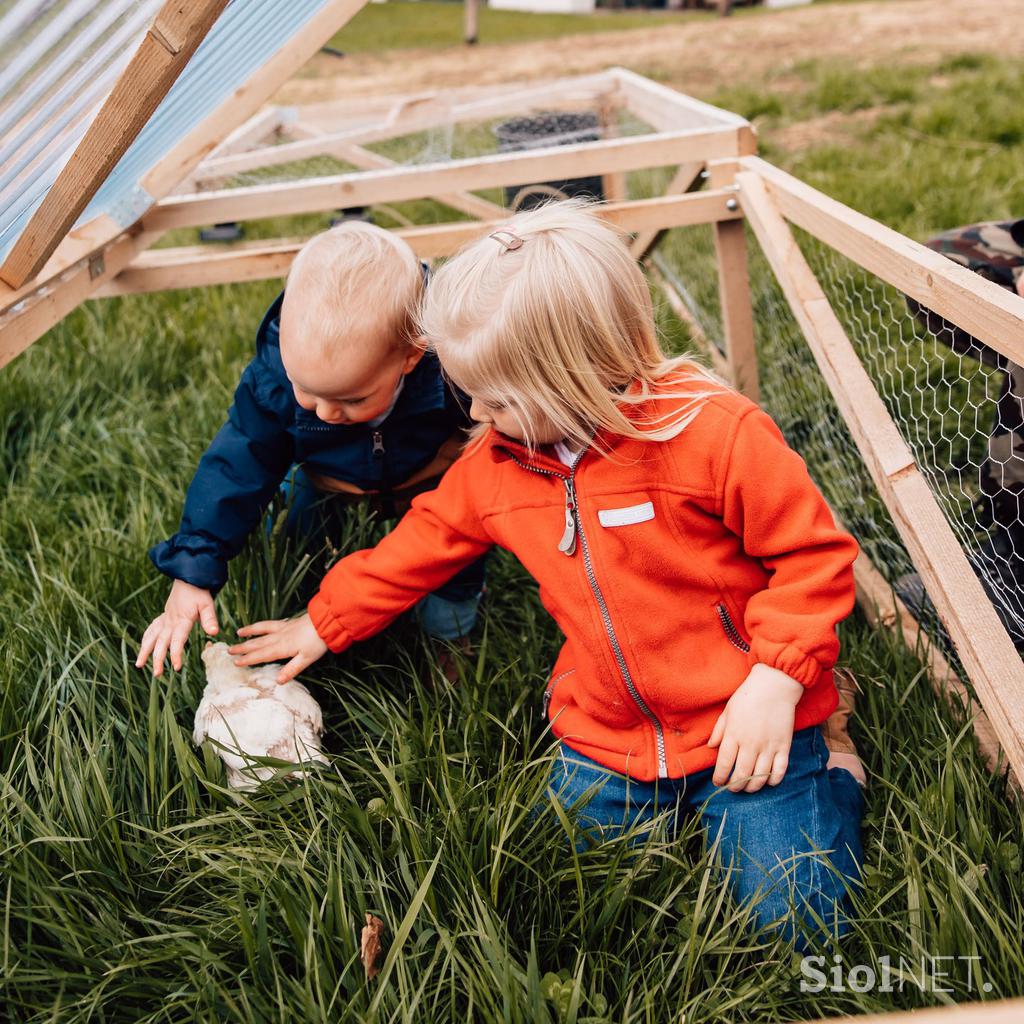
[926,219,1024,291]
[906,220,1024,578]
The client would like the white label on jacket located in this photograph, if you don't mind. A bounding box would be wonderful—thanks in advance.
[597,501,655,528]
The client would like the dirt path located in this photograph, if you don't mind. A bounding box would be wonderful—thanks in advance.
[276,0,1023,105]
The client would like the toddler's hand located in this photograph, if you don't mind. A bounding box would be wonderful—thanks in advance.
[228,613,327,684]
[136,579,219,677]
[707,663,804,793]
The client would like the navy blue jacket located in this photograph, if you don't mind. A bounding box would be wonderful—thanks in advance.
[150,292,472,592]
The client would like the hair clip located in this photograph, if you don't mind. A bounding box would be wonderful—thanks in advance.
[489,229,524,252]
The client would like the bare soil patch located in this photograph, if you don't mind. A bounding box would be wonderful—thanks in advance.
[275,0,1022,106]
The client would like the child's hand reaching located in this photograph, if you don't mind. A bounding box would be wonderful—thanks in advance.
[708,664,805,793]
[228,613,328,684]
[136,579,219,677]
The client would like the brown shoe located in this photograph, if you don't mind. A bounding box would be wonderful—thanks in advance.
[820,667,867,787]
[431,635,471,686]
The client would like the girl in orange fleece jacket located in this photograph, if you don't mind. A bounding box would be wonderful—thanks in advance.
[230,200,865,948]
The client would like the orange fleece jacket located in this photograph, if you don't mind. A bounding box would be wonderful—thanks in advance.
[308,379,859,781]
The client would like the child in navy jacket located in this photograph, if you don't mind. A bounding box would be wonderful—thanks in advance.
[137,222,483,677]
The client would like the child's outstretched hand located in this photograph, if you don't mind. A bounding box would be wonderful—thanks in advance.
[137,579,219,677]
[228,613,328,684]
[707,663,805,793]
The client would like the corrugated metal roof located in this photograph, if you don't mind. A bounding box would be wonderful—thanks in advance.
[0,0,337,262]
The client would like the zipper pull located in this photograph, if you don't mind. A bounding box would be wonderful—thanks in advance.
[558,479,577,556]
[372,431,385,457]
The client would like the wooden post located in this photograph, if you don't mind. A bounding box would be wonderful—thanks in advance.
[708,160,758,402]
[464,0,479,45]
[0,0,231,288]
[737,168,1024,785]
[597,96,627,203]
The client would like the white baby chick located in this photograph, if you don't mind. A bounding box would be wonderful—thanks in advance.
[194,642,328,790]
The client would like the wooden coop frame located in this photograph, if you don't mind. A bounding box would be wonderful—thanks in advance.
[2,6,1024,1022]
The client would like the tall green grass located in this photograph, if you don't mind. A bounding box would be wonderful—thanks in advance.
[3,261,1022,1024]
[3,45,1024,1024]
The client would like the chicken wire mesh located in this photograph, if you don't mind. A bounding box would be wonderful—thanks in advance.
[221,107,660,186]
[648,210,1024,668]
[167,104,681,248]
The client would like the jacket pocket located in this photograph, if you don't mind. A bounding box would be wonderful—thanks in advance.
[716,602,751,653]
[542,668,576,716]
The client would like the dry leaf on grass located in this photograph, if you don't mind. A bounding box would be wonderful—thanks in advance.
[361,913,385,979]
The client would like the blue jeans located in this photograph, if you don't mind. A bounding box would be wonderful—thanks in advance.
[546,726,865,951]
[278,465,485,641]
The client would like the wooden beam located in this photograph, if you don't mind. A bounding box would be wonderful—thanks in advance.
[611,66,750,133]
[174,106,292,193]
[0,227,157,368]
[95,235,301,297]
[147,128,745,232]
[208,105,290,160]
[737,168,1024,785]
[806,999,1024,1024]
[738,154,1024,367]
[141,0,370,200]
[0,0,231,289]
[193,100,453,187]
[650,199,1011,787]
[100,191,742,296]
[850,540,1015,789]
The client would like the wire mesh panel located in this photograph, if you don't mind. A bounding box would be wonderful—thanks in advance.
[650,222,725,357]
[647,212,1024,667]
[217,103,659,195]
[745,237,914,593]
[798,229,1024,653]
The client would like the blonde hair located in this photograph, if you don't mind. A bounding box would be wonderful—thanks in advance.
[418,199,725,452]
[282,221,423,359]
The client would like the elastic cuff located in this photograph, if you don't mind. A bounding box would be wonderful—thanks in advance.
[308,591,354,652]
[149,545,228,594]
[747,637,825,688]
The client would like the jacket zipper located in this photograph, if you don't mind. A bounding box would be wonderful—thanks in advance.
[542,668,576,716]
[505,446,669,777]
[716,602,751,653]
[372,430,392,495]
